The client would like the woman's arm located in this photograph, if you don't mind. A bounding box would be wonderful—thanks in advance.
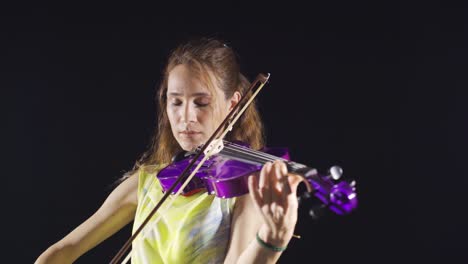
[224,161,303,264]
[35,173,139,264]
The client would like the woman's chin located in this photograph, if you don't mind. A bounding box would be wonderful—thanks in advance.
[179,140,202,152]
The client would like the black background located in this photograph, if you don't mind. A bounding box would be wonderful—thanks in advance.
[3,1,466,263]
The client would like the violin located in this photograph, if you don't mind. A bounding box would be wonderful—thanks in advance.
[157,140,358,216]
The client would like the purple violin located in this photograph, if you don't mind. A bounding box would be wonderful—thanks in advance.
[157,140,358,216]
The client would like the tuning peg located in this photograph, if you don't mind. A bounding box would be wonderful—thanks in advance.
[297,191,312,206]
[309,204,327,220]
[349,180,357,193]
[329,165,343,180]
[297,191,328,220]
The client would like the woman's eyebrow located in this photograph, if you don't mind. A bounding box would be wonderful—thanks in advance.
[167,92,211,97]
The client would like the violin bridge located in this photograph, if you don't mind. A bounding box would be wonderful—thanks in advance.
[204,139,224,157]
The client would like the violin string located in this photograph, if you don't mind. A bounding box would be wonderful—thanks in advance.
[222,146,279,164]
[223,141,282,158]
[221,143,304,169]
[220,145,318,194]
[224,143,304,171]
[220,146,278,164]
[221,146,274,161]
[220,149,273,165]
[222,142,295,165]
[226,143,307,171]
[223,141,287,161]
[221,143,305,171]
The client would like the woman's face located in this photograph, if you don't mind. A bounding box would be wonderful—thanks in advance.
[166,64,240,151]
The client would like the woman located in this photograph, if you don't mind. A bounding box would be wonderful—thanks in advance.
[35,37,302,264]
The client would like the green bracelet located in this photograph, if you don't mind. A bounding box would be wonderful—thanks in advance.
[255,232,287,252]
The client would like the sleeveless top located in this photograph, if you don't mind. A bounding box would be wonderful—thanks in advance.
[131,165,237,264]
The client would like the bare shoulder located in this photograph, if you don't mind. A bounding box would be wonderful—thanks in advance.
[108,170,140,207]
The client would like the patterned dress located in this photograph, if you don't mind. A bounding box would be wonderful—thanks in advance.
[131,165,237,264]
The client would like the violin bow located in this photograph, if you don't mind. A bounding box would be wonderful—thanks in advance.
[110,73,270,264]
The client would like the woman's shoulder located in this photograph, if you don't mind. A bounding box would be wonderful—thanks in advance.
[135,163,168,190]
[139,163,167,175]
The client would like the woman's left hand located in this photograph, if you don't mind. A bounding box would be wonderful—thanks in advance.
[248,160,303,247]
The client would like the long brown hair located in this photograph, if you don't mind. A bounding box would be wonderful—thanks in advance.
[123,37,265,178]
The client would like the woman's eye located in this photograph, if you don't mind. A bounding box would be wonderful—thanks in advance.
[195,102,209,107]
[195,98,210,107]
[170,99,182,106]
[169,98,209,107]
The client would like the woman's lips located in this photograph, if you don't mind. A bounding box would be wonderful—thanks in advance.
[179,131,202,137]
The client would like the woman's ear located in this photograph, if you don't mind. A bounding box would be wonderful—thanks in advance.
[228,91,242,112]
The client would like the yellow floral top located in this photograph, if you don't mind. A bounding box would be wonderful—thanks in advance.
[131,165,237,264]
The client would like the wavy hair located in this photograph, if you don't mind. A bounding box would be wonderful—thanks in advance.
[123,37,265,179]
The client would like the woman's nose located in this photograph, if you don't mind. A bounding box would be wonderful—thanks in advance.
[181,104,197,124]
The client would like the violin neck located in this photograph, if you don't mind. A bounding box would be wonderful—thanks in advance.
[217,142,311,173]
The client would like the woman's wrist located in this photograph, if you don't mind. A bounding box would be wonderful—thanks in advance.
[256,232,287,252]
[257,225,293,249]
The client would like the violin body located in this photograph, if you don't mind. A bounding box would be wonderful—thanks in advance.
[157,141,358,215]
[157,146,290,198]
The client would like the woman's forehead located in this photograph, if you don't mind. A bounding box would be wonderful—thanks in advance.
[167,64,217,96]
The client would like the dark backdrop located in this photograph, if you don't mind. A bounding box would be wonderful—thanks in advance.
[3,1,466,263]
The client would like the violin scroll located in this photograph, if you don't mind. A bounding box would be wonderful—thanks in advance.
[296,165,358,219]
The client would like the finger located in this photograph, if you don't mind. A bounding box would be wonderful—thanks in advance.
[287,173,304,193]
[248,174,263,209]
[279,162,292,195]
[284,173,303,213]
[273,162,298,216]
[259,162,272,205]
[259,162,271,189]
[275,161,293,215]
[271,161,284,209]
[249,172,276,229]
